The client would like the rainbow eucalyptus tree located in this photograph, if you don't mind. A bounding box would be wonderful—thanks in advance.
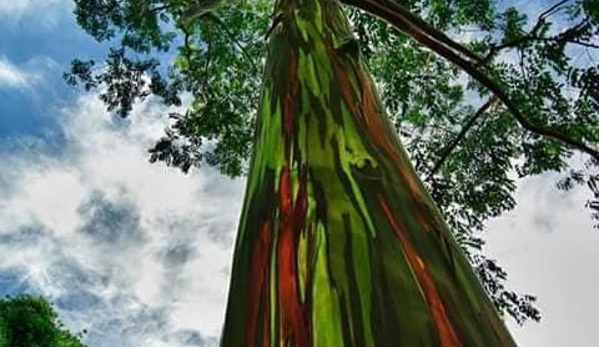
[68,0,599,345]
[220,0,517,345]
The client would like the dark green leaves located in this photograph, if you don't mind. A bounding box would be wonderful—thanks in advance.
[500,7,528,43]
[69,0,270,175]
[586,174,599,227]
[73,0,176,52]
[409,0,496,30]
[0,295,87,347]
[73,0,122,41]
[473,255,541,325]
[64,48,181,117]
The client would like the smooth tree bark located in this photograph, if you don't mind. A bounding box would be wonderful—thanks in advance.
[221,0,517,345]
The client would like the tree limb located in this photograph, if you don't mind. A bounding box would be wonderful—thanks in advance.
[178,8,258,74]
[181,26,195,70]
[265,13,285,40]
[427,96,499,179]
[148,4,172,13]
[482,3,589,65]
[341,0,599,162]
[181,0,229,24]
[206,13,260,72]
[538,0,572,23]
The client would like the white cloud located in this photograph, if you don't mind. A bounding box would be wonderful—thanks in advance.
[0,93,244,346]
[485,172,599,347]
[0,0,70,27]
[0,0,33,16]
[0,56,40,90]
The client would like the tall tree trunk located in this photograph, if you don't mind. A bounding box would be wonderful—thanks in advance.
[220,0,517,346]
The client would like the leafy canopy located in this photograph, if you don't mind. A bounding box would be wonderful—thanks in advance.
[0,294,87,347]
[66,0,599,325]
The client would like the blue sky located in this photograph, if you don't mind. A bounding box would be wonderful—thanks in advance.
[0,0,109,139]
[0,1,597,347]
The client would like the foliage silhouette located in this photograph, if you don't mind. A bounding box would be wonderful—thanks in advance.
[66,0,599,327]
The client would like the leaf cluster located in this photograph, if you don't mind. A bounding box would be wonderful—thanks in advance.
[0,295,87,347]
[67,0,269,175]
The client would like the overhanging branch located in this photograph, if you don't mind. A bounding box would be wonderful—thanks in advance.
[181,0,229,24]
[341,0,599,162]
[206,14,259,72]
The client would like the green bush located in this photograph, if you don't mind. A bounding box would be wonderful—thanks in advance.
[0,295,86,347]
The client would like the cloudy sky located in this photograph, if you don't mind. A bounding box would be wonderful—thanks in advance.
[0,0,597,346]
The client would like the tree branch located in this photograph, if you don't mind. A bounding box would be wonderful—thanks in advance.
[265,13,285,40]
[181,26,195,69]
[206,13,259,72]
[427,96,499,179]
[481,2,589,65]
[180,0,240,24]
[537,0,572,23]
[569,39,599,49]
[204,26,214,89]
[347,0,484,65]
[177,9,258,77]
[341,0,599,162]
[181,1,219,24]
[148,4,172,13]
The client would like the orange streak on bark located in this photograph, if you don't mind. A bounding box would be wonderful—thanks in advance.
[379,195,463,347]
[277,166,310,347]
[328,46,361,117]
[279,166,293,216]
[355,68,438,234]
[486,305,513,347]
[246,221,272,347]
[336,71,361,117]
[327,45,423,205]
[415,209,434,233]
[358,72,421,195]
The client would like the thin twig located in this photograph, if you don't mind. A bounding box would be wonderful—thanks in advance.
[427,96,498,179]
[148,4,172,13]
[203,25,214,90]
[265,13,285,40]
[180,25,195,71]
[206,13,259,72]
[538,0,572,22]
[481,0,574,64]
[570,40,599,49]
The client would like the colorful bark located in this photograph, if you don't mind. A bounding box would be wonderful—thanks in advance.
[220,0,518,346]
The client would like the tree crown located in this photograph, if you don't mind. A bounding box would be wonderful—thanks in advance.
[65,0,599,325]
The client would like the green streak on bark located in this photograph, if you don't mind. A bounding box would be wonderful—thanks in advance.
[220,0,518,346]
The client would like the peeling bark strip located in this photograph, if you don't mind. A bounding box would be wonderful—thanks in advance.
[277,165,310,346]
[246,221,272,347]
[379,195,462,347]
[220,0,518,346]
